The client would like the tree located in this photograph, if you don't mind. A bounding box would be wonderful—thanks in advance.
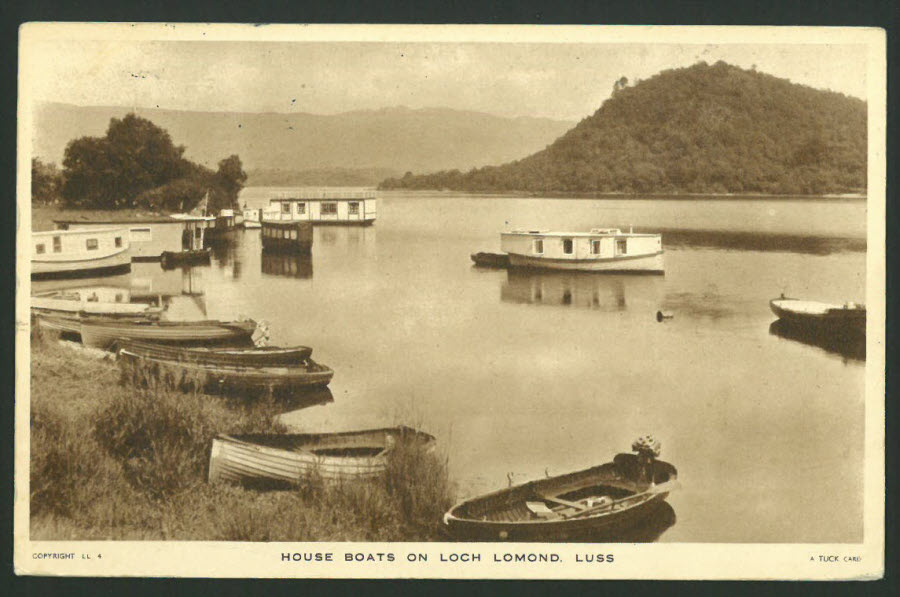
[211,154,247,212]
[31,158,61,203]
[61,113,191,208]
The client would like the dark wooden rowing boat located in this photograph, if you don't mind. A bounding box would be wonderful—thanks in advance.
[443,437,678,542]
[116,339,312,367]
[160,248,211,269]
[81,318,257,349]
[769,296,865,333]
[35,312,159,338]
[208,426,435,486]
[119,349,334,395]
[471,252,510,268]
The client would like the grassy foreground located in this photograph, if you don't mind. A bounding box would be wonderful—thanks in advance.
[30,328,454,541]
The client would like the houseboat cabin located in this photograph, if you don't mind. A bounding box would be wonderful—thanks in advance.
[500,228,664,274]
[32,228,132,280]
[242,208,262,228]
[55,217,216,261]
[261,221,314,253]
[263,188,377,225]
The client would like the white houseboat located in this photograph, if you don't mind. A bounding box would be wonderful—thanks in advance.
[32,228,132,280]
[55,216,215,262]
[263,188,377,225]
[500,228,664,274]
[242,208,262,228]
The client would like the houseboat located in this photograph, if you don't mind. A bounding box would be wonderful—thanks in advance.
[242,208,262,229]
[54,216,215,262]
[500,228,664,274]
[205,209,238,242]
[263,188,377,225]
[261,221,314,253]
[32,228,132,280]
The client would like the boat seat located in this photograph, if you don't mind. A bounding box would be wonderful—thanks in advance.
[525,501,559,519]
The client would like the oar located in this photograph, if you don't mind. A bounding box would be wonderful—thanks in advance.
[564,480,680,520]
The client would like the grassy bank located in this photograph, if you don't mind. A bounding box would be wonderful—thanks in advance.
[30,328,454,540]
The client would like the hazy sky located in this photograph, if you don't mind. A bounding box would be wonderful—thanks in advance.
[26,40,868,121]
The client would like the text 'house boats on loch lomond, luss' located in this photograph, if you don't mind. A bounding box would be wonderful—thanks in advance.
[473,227,664,274]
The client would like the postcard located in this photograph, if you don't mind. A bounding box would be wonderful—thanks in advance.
[15,23,885,579]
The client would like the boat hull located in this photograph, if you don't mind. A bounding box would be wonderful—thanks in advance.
[160,249,211,269]
[769,299,865,332]
[117,340,313,367]
[471,252,510,268]
[32,249,132,280]
[81,319,256,350]
[507,251,664,274]
[208,427,435,486]
[31,296,159,317]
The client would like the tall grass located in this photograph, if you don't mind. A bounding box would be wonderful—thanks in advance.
[30,329,455,541]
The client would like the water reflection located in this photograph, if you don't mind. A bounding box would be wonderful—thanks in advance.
[276,386,335,412]
[650,228,866,256]
[501,270,629,310]
[209,239,243,279]
[769,319,865,362]
[261,252,313,279]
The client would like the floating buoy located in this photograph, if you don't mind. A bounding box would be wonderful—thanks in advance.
[656,310,674,322]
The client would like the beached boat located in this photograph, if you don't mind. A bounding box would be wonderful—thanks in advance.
[769,296,865,332]
[119,349,333,394]
[471,252,510,268]
[80,318,257,349]
[31,287,162,317]
[35,312,158,338]
[500,228,664,274]
[160,248,212,269]
[117,339,313,367]
[207,426,435,486]
[32,228,132,280]
[443,436,678,541]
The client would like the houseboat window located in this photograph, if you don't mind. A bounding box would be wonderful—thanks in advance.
[533,239,543,254]
[348,202,360,215]
[86,239,99,251]
[321,202,338,215]
[616,239,627,255]
[130,227,152,241]
[115,236,123,247]
[52,236,62,253]
[297,202,306,215]
[115,293,124,302]
[591,240,601,255]
[35,243,46,254]
[563,238,574,254]
[289,229,297,240]
[281,202,291,214]
[195,227,202,238]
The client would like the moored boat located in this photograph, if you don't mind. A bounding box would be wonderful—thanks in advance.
[32,228,132,280]
[443,436,678,542]
[501,228,664,274]
[80,318,257,350]
[769,296,865,332]
[160,248,212,269]
[471,252,510,268]
[116,339,313,367]
[261,220,314,253]
[208,426,435,486]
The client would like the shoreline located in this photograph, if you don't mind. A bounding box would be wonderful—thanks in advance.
[373,189,867,201]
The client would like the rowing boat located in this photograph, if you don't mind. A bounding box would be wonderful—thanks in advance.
[443,436,677,541]
[119,349,334,394]
[80,318,257,349]
[35,312,156,337]
[208,426,435,486]
[769,296,865,332]
[160,248,211,269]
[116,339,312,367]
[31,287,162,317]
[471,252,510,268]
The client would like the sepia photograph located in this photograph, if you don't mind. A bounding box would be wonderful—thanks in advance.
[14,24,885,579]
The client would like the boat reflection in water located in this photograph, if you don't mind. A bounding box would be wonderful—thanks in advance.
[769,319,865,362]
[501,270,632,311]
[261,251,313,279]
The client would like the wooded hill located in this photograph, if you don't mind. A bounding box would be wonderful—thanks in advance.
[380,62,867,196]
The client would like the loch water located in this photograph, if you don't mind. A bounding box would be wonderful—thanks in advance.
[65,190,872,543]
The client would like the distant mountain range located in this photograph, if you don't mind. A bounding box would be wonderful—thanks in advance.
[32,103,574,181]
[381,62,867,196]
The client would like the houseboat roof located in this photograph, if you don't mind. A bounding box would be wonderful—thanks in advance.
[36,226,130,237]
[169,214,217,222]
[268,188,377,201]
[55,217,182,225]
[503,228,660,238]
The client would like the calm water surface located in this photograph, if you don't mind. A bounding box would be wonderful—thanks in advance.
[75,191,873,543]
